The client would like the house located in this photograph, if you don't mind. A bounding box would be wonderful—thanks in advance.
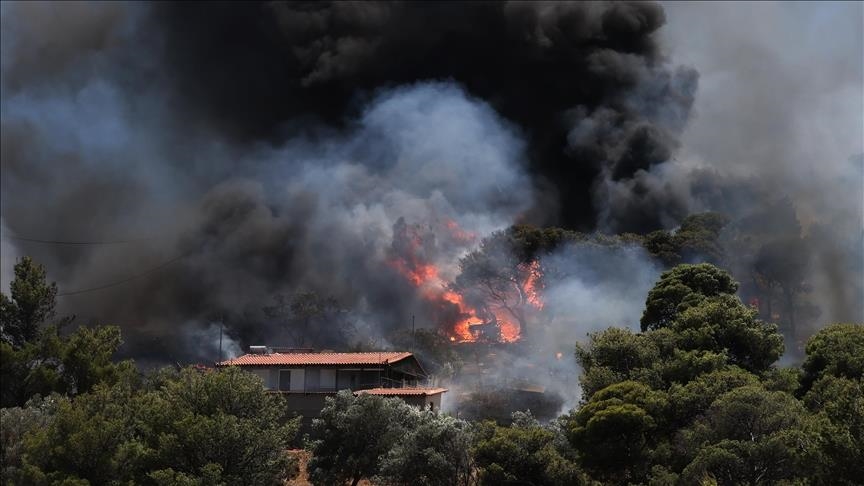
[217,348,447,426]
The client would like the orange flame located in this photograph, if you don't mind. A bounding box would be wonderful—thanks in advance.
[388,220,543,343]
[441,290,483,341]
[443,219,477,244]
[388,259,439,286]
[522,260,544,310]
[393,259,539,343]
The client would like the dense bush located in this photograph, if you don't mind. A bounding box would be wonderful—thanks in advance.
[3,258,861,485]
[1,368,299,485]
[308,390,474,486]
[472,412,586,486]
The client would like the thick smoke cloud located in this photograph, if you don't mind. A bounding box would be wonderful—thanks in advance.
[1,31,534,361]
[656,1,864,330]
[1,0,694,362]
[150,0,696,229]
[1,1,861,365]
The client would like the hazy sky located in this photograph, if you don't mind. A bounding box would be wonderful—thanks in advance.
[662,1,863,187]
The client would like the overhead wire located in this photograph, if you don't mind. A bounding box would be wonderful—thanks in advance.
[2,230,193,297]
[2,233,155,245]
[56,251,192,297]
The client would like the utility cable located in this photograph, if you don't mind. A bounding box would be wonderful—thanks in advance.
[2,233,155,246]
[57,251,191,297]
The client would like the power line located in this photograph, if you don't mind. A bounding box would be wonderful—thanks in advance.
[2,233,155,246]
[57,252,190,297]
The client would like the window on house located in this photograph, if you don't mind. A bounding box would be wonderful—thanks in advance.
[320,369,336,391]
[279,370,291,391]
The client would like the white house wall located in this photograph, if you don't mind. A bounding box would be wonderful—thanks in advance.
[290,369,305,392]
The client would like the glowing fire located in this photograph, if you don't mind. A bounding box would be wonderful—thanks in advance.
[521,260,544,310]
[442,290,484,341]
[387,219,543,343]
[443,219,477,244]
[389,259,439,286]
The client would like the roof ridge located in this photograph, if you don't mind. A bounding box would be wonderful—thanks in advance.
[217,350,416,367]
[266,351,412,354]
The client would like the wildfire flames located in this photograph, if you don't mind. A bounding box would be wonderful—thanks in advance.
[523,260,543,310]
[387,219,543,343]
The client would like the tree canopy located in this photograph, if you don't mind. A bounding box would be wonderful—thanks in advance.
[3,367,299,486]
[1,257,860,486]
[308,390,474,486]
[472,412,585,486]
[640,263,739,332]
[1,257,58,347]
[1,324,137,408]
[800,322,864,392]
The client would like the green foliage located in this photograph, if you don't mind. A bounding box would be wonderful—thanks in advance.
[649,349,730,388]
[761,366,802,394]
[472,413,585,486]
[0,258,135,408]
[576,327,660,377]
[143,367,300,484]
[574,324,752,398]
[1,257,58,347]
[572,263,781,398]
[0,325,136,407]
[309,390,476,486]
[642,212,730,266]
[575,327,661,397]
[803,375,864,484]
[667,367,760,428]
[678,386,822,486]
[0,395,62,484]
[800,323,864,392]
[566,381,669,483]
[21,383,145,485]
[378,411,474,486]
[148,464,227,486]
[670,294,784,373]
[566,320,856,485]
[308,391,416,486]
[641,263,738,332]
[15,367,298,486]
[566,261,817,483]
[505,224,601,262]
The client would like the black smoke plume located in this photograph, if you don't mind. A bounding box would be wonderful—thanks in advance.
[151,0,697,229]
[1,1,860,365]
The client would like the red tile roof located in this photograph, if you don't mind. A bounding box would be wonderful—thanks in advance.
[356,387,448,396]
[218,351,414,367]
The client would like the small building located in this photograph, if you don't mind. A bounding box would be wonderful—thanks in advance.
[217,348,447,428]
[356,387,449,410]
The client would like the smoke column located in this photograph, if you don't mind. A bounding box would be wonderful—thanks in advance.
[1,1,861,363]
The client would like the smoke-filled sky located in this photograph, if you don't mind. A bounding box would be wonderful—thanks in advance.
[1,1,861,363]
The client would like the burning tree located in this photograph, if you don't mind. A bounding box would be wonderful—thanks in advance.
[449,230,544,342]
[386,219,544,343]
